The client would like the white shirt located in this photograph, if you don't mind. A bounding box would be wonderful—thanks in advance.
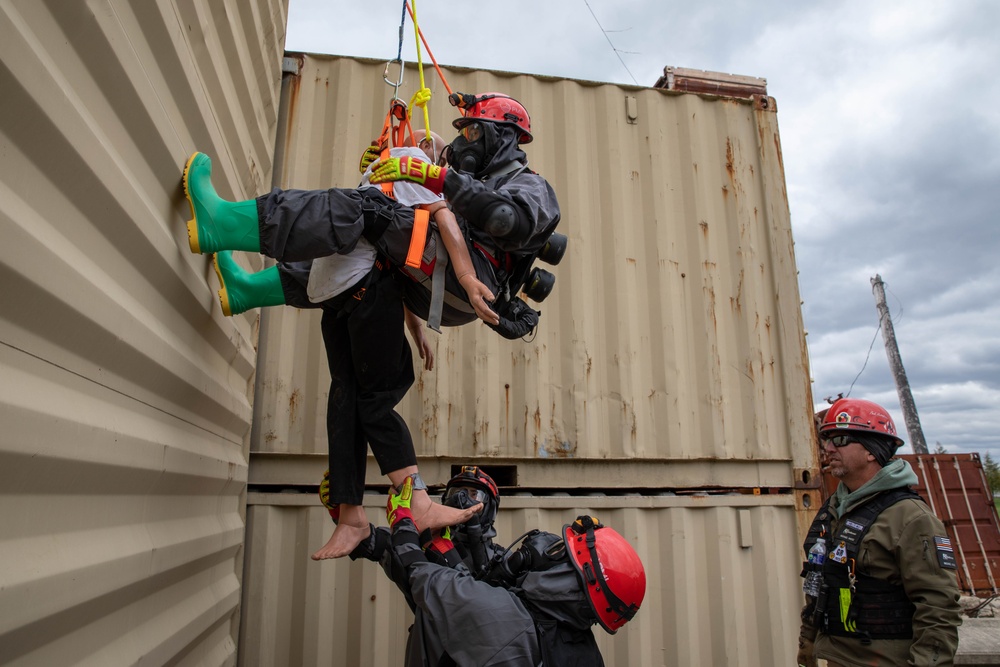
[307,147,443,303]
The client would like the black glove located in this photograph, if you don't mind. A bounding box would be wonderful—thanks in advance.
[487,296,539,340]
[348,524,390,562]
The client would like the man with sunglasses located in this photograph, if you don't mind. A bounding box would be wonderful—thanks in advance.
[797,398,961,667]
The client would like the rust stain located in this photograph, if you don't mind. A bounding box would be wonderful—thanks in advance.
[505,383,510,425]
[725,138,736,180]
[699,220,709,237]
[626,257,637,265]
[732,269,744,314]
[288,389,300,423]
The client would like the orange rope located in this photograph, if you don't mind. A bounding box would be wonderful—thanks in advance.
[404,1,452,96]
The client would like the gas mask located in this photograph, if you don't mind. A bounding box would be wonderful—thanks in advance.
[449,121,499,175]
[483,529,566,587]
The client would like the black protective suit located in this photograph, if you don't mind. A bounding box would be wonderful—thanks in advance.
[373,521,604,667]
[256,136,559,505]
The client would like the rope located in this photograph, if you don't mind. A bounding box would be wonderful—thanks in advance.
[405,1,453,95]
[407,0,431,140]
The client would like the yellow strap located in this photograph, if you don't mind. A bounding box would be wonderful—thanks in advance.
[405,208,430,269]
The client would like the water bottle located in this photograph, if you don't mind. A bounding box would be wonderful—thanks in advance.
[803,537,826,598]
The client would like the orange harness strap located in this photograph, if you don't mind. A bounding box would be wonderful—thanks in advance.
[375,100,413,199]
[373,99,428,269]
[405,208,431,268]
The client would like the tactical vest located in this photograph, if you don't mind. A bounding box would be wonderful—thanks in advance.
[802,487,922,643]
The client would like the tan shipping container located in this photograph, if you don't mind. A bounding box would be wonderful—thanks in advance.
[0,0,286,664]
[242,54,816,665]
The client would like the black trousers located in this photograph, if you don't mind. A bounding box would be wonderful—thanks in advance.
[280,261,416,506]
[319,270,416,505]
[261,187,418,505]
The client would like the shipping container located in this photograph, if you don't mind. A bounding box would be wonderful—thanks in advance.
[0,0,287,664]
[243,53,815,665]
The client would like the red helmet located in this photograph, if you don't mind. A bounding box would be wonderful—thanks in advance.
[819,398,904,448]
[564,516,646,634]
[450,92,533,144]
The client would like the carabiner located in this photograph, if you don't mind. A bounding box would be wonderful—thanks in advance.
[383,58,405,99]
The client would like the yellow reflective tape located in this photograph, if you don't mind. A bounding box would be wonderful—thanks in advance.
[838,588,856,632]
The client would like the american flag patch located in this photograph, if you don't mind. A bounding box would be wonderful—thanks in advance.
[934,536,953,551]
[934,535,957,570]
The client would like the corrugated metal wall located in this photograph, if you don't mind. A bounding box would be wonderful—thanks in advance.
[243,493,802,667]
[0,0,286,664]
[251,53,816,485]
[242,54,817,665]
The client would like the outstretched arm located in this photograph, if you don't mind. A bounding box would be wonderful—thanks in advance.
[425,201,499,326]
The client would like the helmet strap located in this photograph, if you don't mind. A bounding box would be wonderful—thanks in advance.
[582,524,639,624]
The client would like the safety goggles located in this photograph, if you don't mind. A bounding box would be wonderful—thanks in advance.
[823,435,860,448]
[460,122,483,142]
[442,485,490,505]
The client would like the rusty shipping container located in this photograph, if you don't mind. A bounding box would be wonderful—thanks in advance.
[241,54,817,666]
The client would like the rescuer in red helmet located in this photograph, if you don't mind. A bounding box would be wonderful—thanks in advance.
[370,91,562,340]
[797,397,961,667]
[376,476,645,666]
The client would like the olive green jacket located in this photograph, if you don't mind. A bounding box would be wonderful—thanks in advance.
[798,460,962,666]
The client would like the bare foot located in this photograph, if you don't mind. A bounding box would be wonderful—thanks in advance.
[311,521,371,560]
[410,491,483,532]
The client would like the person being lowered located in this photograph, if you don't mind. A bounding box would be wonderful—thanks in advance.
[182,131,485,547]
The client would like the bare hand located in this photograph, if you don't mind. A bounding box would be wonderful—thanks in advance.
[405,308,435,371]
[459,274,499,325]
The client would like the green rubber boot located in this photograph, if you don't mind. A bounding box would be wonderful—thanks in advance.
[183,152,261,254]
[213,251,285,316]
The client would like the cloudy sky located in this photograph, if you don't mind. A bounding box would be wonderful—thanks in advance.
[286,1,1000,463]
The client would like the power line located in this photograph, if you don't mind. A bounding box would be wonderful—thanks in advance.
[582,0,639,85]
[846,311,886,398]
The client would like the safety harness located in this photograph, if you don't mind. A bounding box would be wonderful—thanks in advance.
[803,488,922,643]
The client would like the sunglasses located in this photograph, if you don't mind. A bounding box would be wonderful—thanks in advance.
[823,435,859,448]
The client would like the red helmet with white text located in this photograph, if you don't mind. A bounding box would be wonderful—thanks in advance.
[818,397,904,448]
[563,516,645,634]
[450,92,533,143]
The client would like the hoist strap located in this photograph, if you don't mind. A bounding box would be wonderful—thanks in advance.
[405,208,430,269]
[427,233,448,333]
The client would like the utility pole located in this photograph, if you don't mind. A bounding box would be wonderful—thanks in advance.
[871,274,928,453]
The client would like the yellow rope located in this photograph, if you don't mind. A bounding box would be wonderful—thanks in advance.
[408,0,431,141]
